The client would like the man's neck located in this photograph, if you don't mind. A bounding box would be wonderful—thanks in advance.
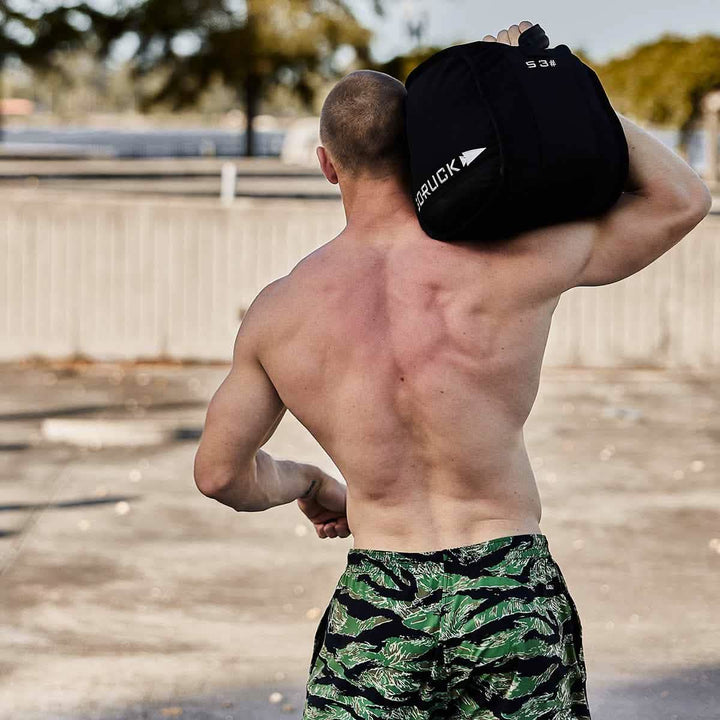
[339,175,419,234]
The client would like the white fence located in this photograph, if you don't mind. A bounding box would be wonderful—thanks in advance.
[1,190,718,368]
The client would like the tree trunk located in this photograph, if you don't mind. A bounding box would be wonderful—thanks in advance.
[244,75,261,157]
[0,56,4,145]
[677,125,691,163]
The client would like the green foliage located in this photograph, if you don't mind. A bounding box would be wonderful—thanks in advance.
[375,46,443,83]
[1,1,379,154]
[588,33,720,148]
[4,4,719,159]
[89,0,379,153]
[0,2,109,69]
[0,1,108,136]
[105,0,371,109]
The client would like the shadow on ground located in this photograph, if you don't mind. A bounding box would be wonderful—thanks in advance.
[0,400,204,422]
[588,664,719,720]
[0,495,141,513]
[53,665,719,720]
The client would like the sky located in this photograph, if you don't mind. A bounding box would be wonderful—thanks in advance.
[352,0,720,64]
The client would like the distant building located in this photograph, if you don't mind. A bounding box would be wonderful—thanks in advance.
[0,98,34,117]
[281,116,321,167]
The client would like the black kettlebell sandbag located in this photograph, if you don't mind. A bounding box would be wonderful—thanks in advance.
[404,25,629,243]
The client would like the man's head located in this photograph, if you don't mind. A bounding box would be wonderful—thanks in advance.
[317,70,410,188]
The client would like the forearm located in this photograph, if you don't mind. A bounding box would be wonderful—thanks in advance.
[617,113,710,205]
[209,449,319,512]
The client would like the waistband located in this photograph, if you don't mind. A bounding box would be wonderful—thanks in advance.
[347,532,549,569]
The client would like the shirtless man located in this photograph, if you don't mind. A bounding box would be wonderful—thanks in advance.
[194,21,712,720]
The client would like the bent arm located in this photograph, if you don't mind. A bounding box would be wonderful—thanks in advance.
[575,113,712,287]
[193,361,318,512]
[193,282,322,512]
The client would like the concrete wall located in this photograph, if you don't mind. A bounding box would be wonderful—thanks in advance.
[1,190,718,368]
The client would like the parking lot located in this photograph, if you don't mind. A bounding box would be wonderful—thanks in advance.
[0,360,718,719]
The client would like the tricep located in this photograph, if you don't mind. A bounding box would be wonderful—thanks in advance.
[574,184,713,288]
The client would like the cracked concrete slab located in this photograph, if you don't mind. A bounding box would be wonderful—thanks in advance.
[0,361,718,719]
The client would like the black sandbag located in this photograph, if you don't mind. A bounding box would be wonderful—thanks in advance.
[404,25,629,243]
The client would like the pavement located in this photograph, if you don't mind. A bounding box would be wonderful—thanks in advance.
[0,359,718,719]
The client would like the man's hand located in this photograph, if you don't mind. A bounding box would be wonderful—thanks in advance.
[297,471,351,539]
[482,21,533,45]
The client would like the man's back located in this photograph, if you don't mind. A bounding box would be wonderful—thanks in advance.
[259,220,593,550]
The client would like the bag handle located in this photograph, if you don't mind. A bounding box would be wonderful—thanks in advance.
[518,23,550,51]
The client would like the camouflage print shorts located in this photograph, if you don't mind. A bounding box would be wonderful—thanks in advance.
[302,533,590,720]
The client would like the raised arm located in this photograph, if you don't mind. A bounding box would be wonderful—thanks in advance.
[574,113,713,287]
[479,22,713,295]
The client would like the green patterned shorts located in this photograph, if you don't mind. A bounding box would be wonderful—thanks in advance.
[303,533,590,719]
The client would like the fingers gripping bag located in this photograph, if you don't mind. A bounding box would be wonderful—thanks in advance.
[404,24,629,243]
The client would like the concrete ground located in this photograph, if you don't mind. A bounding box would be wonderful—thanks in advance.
[0,360,718,719]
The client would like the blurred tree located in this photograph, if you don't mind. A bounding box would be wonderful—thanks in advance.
[90,0,379,156]
[588,33,720,157]
[0,1,98,139]
[573,47,592,66]
[376,46,441,84]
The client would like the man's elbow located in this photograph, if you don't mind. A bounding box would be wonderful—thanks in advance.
[193,453,232,499]
[679,180,713,225]
[193,456,258,511]
[194,472,247,512]
[194,471,225,499]
[661,181,714,247]
[693,182,713,218]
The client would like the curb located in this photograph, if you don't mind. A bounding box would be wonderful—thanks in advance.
[41,418,175,447]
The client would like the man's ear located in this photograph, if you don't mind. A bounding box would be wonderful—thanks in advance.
[316,146,339,185]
